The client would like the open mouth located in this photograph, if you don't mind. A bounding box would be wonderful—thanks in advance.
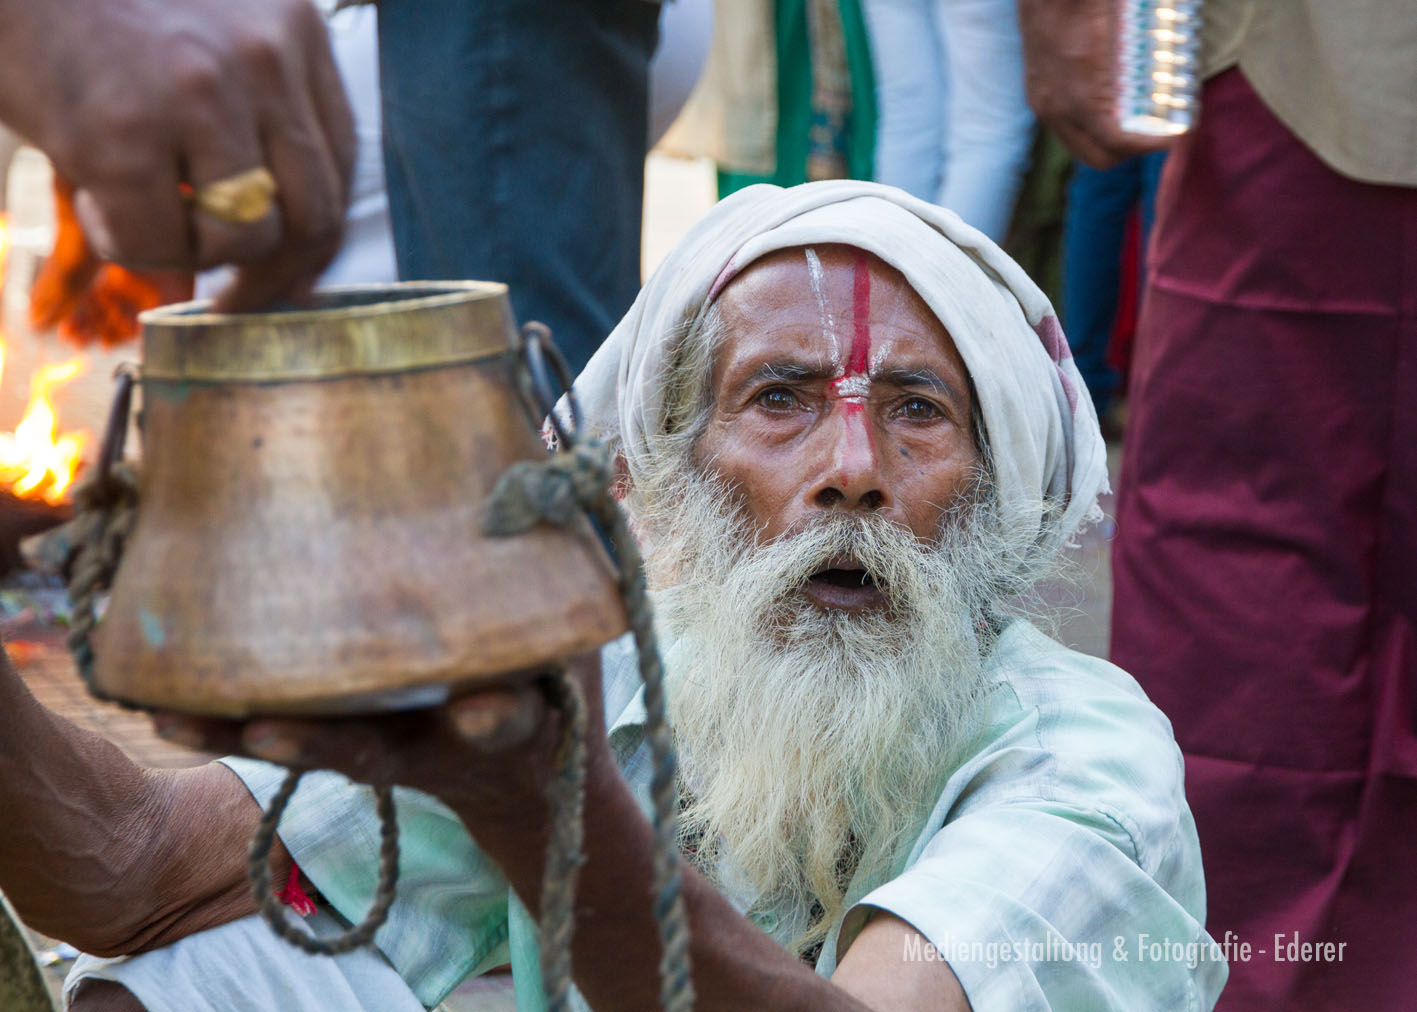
[803,558,886,610]
[810,567,877,590]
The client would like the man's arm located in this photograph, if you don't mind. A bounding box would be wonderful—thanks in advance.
[0,651,286,955]
[834,914,971,1011]
[0,0,354,310]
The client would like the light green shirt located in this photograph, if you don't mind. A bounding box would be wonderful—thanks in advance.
[224,620,1227,1010]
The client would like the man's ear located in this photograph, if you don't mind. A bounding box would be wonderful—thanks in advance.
[612,452,632,503]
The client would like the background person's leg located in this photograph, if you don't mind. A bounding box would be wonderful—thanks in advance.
[934,0,1033,240]
[1061,159,1142,418]
[1137,148,1166,238]
[1113,69,1417,1011]
[377,0,658,375]
[861,0,946,200]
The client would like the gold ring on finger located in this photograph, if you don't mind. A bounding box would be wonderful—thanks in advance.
[190,167,278,225]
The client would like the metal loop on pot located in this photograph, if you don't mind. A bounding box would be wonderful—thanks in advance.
[96,363,140,490]
[517,321,580,451]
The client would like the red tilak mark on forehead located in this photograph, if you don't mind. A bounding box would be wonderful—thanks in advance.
[849,250,872,375]
[827,252,879,489]
[830,252,874,400]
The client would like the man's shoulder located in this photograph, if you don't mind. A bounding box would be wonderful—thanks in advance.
[972,618,1179,766]
[984,618,1155,714]
[933,620,1191,871]
[967,618,1182,777]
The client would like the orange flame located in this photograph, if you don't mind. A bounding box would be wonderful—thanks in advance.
[0,359,89,504]
[0,212,91,503]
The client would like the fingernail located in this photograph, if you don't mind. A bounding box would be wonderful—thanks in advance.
[451,706,501,741]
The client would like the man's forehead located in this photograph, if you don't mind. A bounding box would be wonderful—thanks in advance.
[707,244,967,377]
[715,244,910,302]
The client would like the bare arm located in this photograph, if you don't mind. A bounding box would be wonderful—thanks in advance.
[0,0,354,310]
[0,651,286,956]
[834,914,971,1011]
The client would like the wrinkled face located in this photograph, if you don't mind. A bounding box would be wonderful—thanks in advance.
[693,245,980,612]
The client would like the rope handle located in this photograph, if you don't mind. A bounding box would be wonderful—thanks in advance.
[65,364,142,695]
[248,771,400,955]
[484,325,695,1011]
[95,363,140,486]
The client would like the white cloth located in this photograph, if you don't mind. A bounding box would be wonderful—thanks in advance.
[63,910,426,1012]
[568,180,1109,554]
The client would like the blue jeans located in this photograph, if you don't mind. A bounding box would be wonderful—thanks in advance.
[377,0,659,375]
[1060,151,1166,416]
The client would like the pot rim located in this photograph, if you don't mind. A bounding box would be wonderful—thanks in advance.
[139,281,509,327]
[139,281,521,383]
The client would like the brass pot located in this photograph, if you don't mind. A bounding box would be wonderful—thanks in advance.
[92,283,627,716]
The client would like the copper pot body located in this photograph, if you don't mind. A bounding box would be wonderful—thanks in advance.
[92,283,627,716]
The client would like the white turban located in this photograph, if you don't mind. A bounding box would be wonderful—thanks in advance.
[569,180,1108,552]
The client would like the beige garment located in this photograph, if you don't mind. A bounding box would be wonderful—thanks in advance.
[657,0,778,175]
[1201,0,1417,185]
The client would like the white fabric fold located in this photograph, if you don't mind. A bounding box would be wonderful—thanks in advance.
[569,180,1108,551]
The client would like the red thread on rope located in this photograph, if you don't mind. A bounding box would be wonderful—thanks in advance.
[278,862,317,917]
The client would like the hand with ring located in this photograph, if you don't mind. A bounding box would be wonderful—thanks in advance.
[0,0,356,311]
[188,167,280,227]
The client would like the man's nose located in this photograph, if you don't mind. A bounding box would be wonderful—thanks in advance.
[808,401,891,512]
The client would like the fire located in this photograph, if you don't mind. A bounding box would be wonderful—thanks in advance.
[0,359,89,504]
[0,211,91,504]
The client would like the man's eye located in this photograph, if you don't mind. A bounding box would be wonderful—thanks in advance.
[899,397,942,420]
[757,387,800,411]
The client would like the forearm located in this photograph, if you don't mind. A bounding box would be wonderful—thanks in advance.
[0,653,280,954]
[461,746,870,1011]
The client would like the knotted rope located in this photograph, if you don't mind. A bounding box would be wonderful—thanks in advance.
[64,365,141,697]
[535,671,589,1011]
[482,437,695,1012]
[249,771,400,954]
[65,461,139,694]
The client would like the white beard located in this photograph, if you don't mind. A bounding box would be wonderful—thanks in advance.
[631,462,1028,955]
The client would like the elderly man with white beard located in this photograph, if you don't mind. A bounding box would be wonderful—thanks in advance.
[20,181,1226,1012]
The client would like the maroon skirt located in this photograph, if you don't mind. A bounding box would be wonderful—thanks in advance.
[1112,69,1417,1011]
